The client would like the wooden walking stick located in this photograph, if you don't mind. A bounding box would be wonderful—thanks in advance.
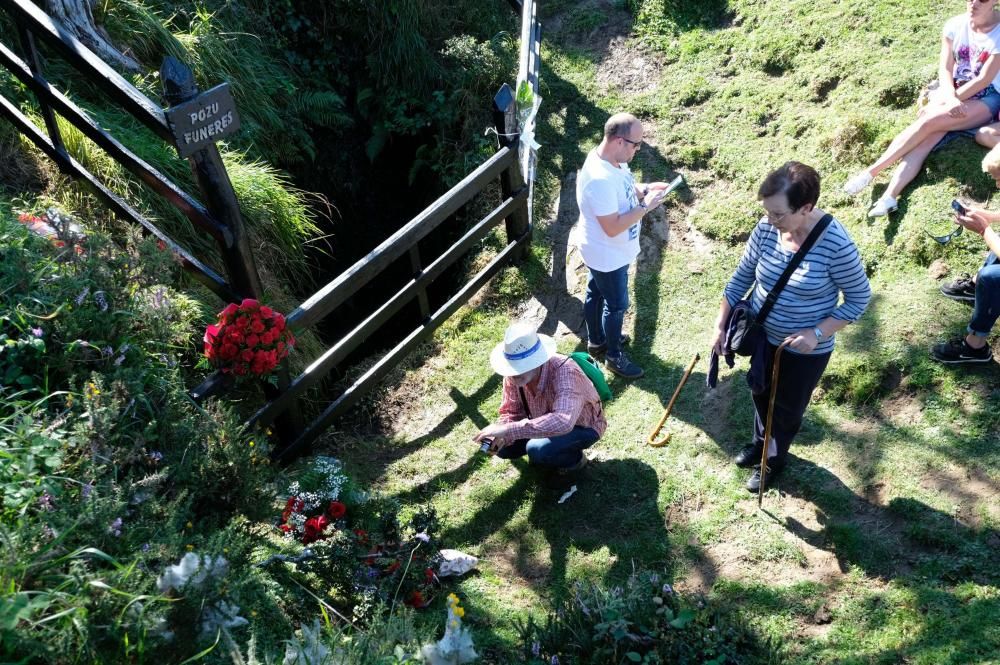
[758,339,793,507]
[647,353,700,447]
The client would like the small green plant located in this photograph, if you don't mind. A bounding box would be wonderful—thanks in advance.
[514,570,774,664]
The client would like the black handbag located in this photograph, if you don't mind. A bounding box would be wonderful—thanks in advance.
[725,214,832,357]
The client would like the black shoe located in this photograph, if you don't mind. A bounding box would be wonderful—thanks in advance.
[734,443,763,468]
[940,274,976,303]
[930,338,992,364]
[606,351,644,379]
[746,461,783,493]
[587,334,631,356]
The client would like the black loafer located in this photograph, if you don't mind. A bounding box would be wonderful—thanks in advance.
[746,462,783,493]
[734,444,763,468]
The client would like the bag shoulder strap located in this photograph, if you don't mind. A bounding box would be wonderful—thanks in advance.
[756,213,832,325]
[518,386,530,418]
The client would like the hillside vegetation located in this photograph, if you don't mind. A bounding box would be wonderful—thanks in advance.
[2,0,999,663]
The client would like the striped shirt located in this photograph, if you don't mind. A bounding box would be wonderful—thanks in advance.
[498,355,607,441]
[723,217,871,355]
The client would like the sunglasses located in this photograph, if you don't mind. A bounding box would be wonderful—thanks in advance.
[925,223,964,244]
[620,137,642,149]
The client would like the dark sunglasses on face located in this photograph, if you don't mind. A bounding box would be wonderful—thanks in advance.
[621,137,642,149]
[925,224,964,244]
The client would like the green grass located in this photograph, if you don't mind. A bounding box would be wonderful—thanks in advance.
[322,0,1000,661]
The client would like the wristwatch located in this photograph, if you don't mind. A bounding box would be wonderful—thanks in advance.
[812,327,824,341]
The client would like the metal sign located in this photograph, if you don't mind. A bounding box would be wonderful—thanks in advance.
[164,83,240,158]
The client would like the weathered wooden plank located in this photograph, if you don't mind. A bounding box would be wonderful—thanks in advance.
[0,41,232,245]
[247,189,527,428]
[274,232,530,463]
[0,92,237,302]
[0,0,172,141]
[286,146,516,332]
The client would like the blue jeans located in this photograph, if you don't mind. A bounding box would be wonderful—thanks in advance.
[496,426,599,469]
[584,264,630,358]
[969,251,1000,337]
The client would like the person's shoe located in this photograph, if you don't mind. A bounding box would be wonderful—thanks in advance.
[867,195,898,218]
[606,352,644,379]
[843,170,874,196]
[930,338,992,364]
[558,454,589,475]
[734,443,764,468]
[746,460,784,493]
[587,334,631,356]
[940,274,977,303]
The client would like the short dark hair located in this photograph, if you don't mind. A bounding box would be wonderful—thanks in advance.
[757,161,820,211]
[604,113,639,140]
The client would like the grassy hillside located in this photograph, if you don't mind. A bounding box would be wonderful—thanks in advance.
[329,0,1000,662]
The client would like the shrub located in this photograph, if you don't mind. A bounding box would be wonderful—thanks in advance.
[514,569,774,664]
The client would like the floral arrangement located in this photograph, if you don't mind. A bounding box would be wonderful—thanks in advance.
[278,457,348,544]
[271,457,442,613]
[203,298,294,376]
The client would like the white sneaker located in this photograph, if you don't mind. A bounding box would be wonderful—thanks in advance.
[843,171,874,196]
[867,195,898,218]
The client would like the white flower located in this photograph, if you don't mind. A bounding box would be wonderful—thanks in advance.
[200,600,248,637]
[156,553,229,593]
[282,620,331,665]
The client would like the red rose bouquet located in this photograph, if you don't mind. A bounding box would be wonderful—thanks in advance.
[277,457,348,544]
[204,298,294,376]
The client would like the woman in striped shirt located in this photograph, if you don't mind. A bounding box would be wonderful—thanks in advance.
[710,162,872,493]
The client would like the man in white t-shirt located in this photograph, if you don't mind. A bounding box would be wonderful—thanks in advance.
[575,113,671,379]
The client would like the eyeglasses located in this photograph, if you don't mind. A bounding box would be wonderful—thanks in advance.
[765,209,795,225]
[620,137,642,149]
[925,224,964,244]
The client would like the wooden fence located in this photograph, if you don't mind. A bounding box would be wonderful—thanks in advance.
[0,0,542,461]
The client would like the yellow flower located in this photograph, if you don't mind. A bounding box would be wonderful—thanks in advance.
[249,440,255,448]
[186,521,193,529]
[186,544,194,551]
[223,547,229,554]
[454,606,465,618]
[251,610,258,617]
[447,593,459,605]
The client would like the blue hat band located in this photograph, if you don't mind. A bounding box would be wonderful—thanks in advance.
[504,338,541,361]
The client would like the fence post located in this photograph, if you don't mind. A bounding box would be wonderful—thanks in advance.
[492,82,531,260]
[160,56,304,447]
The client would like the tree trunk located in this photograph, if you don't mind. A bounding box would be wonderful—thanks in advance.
[44,0,141,73]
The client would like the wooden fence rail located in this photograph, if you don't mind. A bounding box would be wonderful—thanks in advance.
[0,0,541,461]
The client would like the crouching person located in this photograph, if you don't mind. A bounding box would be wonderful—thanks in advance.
[473,322,606,474]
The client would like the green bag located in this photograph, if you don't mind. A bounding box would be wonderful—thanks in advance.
[569,351,613,402]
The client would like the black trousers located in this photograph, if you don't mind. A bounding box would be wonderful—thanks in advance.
[751,343,831,467]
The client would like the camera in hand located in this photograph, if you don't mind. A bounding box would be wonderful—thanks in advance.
[479,437,494,453]
[951,199,967,216]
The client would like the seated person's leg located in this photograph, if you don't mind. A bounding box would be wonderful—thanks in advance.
[968,260,1000,342]
[524,426,600,469]
[495,439,529,459]
[848,99,997,193]
[975,123,1000,149]
[868,132,945,218]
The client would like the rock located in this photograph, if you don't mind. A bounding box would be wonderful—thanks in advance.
[813,605,832,624]
[928,260,950,280]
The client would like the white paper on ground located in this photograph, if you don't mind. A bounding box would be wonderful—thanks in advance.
[558,485,578,504]
[437,549,479,577]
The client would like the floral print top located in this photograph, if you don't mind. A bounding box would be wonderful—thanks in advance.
[944,14,1000,90]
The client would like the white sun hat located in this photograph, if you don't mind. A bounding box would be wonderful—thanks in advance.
[489,322,557,377]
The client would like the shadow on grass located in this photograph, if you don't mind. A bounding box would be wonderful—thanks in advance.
[779,456,998,585]
[439,457,670,598]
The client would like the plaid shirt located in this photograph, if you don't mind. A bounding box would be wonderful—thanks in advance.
[498,355,607,441]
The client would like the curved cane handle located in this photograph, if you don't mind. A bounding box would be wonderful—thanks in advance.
[646,353,701,447]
